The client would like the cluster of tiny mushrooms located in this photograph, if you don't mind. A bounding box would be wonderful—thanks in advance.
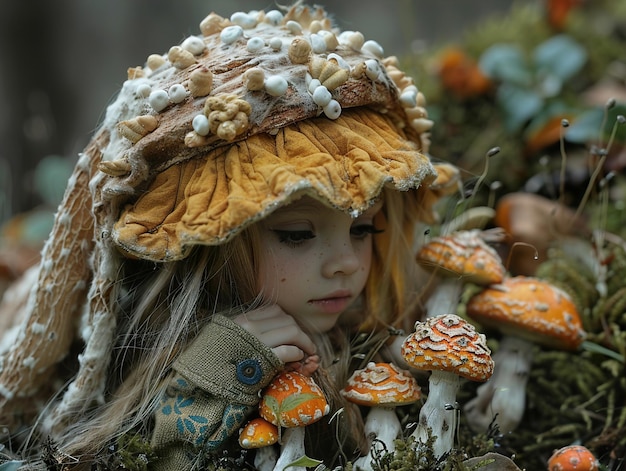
[94,4,591,470]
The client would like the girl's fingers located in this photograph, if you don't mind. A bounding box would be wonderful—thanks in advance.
[260,324,316,356]
[271,345,305,364]
[233,306,317,356]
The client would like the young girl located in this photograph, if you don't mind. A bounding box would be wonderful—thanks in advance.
[0,3,451,469]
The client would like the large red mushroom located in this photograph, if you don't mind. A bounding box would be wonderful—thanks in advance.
[464,276,586,434]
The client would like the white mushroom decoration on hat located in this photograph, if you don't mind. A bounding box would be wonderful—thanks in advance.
[0,3,440,440]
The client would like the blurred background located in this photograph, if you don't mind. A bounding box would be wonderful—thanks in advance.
[0,0,516,222]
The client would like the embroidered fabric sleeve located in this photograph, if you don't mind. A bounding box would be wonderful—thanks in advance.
[150,314,283,470]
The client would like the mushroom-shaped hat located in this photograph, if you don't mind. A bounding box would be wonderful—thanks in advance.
[464,276,586,434]
[87,4,440,262]
[416,229,506,318]
[259,371,329,471]
[401,314,493,458]
[341,362,420,470]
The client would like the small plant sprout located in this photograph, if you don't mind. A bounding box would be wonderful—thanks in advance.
[468,146,500,207]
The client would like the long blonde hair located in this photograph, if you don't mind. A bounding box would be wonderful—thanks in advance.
[48,187,426,463]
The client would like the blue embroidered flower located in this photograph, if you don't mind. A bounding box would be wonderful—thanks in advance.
[160,377,211,445]
[203,404,253,451]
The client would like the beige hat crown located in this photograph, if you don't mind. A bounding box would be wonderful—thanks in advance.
[96,3,434,201]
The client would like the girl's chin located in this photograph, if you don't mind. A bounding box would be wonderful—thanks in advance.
[294,312,342,333]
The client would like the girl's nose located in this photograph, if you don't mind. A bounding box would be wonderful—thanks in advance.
[322,241,360,278]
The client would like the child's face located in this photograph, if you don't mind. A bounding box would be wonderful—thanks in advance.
[257,196,382,333]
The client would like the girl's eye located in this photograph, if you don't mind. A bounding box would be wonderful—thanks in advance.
[351,224,384,239]
[273,230,315,247]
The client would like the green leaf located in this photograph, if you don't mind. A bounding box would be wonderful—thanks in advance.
[565,108,604,143]
[261,394,280,420]
[497,84,543,132]
[0,462,25,471]
[533,34,587,82]
[284,455,324,469]
[565,105,626,145]
[479,44,532,87]
[279,393,323,417]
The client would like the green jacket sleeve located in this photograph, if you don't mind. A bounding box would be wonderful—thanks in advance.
[150,314,283,470]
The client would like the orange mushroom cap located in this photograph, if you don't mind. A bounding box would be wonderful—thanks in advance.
[259,371,330,428]
[341,362,421,407]
[239,417,279,449]
[547,445,599,471]
[416,230,505,285]
[401,314,494,382]
[466,276,586,350]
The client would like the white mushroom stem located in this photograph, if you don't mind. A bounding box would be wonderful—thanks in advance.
[354,407,402,471]
[273,427,306,471]
[425,277,464,318]
[254,446,278,471]
[464,336,533,434]
[410,370,461,458]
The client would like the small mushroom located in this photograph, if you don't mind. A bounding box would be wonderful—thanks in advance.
[259,371,330,471]
[416,229,506,319]
[341,362,421,471]
[547,445,599,471]
[239,417,279,471]
[464,276,586,434]
[401,314,493,458]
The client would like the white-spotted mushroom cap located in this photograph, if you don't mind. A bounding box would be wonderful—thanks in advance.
[466,276,586,351]
[416,229,506,285]
[88,3,439,261]
[547,445,599,471]
[401,314,494,382]
[341,362,421,407]
[238,417,279,449]
[259,371,330,428]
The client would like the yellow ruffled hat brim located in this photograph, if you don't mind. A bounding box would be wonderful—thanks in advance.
[113,108,436,261]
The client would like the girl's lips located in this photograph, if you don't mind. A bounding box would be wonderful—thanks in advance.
[308,291,352,314]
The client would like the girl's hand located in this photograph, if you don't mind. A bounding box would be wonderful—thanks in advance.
[233,305,317,364]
